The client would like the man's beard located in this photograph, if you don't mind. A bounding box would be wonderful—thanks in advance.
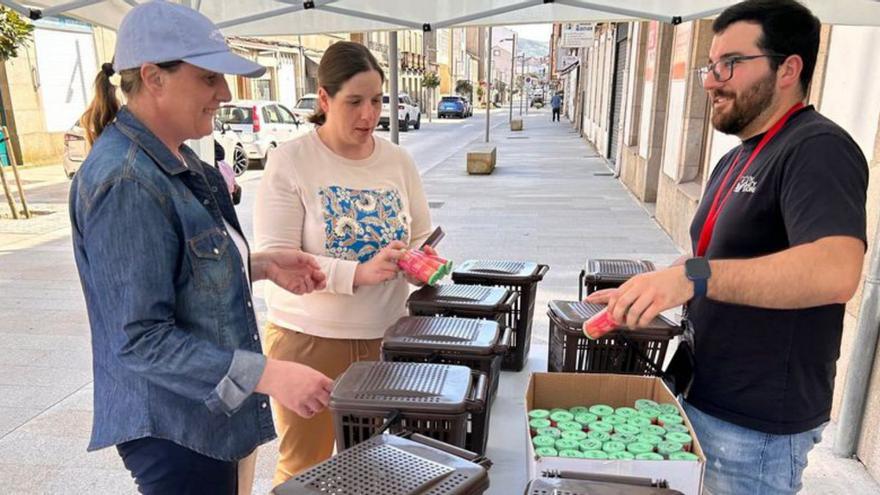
[711,72,776,136]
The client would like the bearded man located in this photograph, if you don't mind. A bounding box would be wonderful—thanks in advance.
[587,1,869,493]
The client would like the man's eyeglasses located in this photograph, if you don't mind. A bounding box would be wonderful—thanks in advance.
[696,53,787,83]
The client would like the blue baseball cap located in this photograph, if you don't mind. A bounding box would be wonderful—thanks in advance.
[113,0,265,78]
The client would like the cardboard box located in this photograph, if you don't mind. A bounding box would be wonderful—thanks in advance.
[525,373,705,495]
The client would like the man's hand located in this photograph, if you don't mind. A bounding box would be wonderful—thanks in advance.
[255,359,333,418]
[585,266,692,329]
[354,240,407,288]
[253,249,326,294]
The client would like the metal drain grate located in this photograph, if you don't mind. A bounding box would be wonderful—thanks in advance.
[428,201,445,209]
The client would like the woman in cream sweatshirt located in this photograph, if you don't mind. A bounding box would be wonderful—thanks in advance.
[253,41,432,486]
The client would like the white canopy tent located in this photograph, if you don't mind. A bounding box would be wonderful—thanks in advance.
[5,0,880,31]
[7,0,880,140]
[7,0,880,461]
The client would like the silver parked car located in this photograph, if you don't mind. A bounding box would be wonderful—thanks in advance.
[62,124,87,178]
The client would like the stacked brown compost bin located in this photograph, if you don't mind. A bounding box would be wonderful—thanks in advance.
[530,258,705,494]
[279,258,547,495]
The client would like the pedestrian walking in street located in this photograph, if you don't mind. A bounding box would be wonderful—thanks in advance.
[586,1,868,494]
[69,2,333,494]
[551,92,563,121]
[253,41,436,487]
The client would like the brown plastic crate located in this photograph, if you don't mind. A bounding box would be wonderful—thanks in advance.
[330,361,491,454]
[273,433,490,495]
[451,260,549,371]
[547,300,681,375]
[382,316,509,402]
[579,259,656,299]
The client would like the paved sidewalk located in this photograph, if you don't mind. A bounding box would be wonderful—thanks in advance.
[0,111,877,494]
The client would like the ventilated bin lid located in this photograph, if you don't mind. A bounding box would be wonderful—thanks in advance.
[583,259,656,283]
[408,284,513,314]
[274,434,488,495]
[383,317,501,355]
[526,477,683,495]
[548,300,679,337]
[331,362,473,414]
[452,259,547,284]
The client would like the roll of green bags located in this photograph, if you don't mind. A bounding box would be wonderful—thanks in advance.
[602,441,626,454]
[536,427,561,439]
[535,447,558,457]
[626,442,654,455]
[528,409,551,420]
[578,439,603,452]
[581,450,609,460]
[589,404,614,418]
[588,421,614,434]
[532,435,556,448]
[586,431,611,443]
[562,430,588,442]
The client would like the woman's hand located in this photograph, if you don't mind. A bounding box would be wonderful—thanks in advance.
[404,245,441,286]
[354,240,407,288]
[255,359,333,418]
[252,249,326,295]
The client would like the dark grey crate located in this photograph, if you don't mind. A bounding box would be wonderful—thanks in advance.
[273,433,490,495]
[547,300,681,375]
[451,260,549,371]
[330,362,490,454]
[382,316,509,402]
[579,259,656,299]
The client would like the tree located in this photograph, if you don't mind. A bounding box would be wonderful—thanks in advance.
[0,7,33,61]
[421,71,440,122]
[475,86,485,107]
[455,79,473,100]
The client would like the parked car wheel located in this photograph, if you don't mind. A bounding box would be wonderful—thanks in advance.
[232,146,248,176]
[414,114,421,130]
[382,124,389,130]
[400,116,409,132]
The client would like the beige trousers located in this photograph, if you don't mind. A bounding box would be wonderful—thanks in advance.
[263,322,382,488]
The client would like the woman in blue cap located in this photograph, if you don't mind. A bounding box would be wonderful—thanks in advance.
[70,2,332,493]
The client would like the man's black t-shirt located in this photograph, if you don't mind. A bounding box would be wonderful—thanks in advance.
[686,106,868,435]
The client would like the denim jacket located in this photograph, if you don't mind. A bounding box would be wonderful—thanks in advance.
[69,107,275,461]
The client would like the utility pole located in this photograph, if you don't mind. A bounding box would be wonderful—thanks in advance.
[509,33,516,123]
[519,55,525,116]
[485,26,492,143]
[389,32,399,144]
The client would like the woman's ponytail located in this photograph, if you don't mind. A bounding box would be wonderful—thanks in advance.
[80,63,120,146]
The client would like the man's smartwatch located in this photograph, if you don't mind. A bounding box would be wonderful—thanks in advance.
[685,257,711,298]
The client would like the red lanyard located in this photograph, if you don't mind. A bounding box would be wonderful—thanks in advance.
[696,102,804,257]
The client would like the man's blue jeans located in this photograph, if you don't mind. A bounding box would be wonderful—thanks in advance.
[683,401,825,494]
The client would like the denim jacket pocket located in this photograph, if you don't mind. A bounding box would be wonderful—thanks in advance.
[189,227,233,290]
